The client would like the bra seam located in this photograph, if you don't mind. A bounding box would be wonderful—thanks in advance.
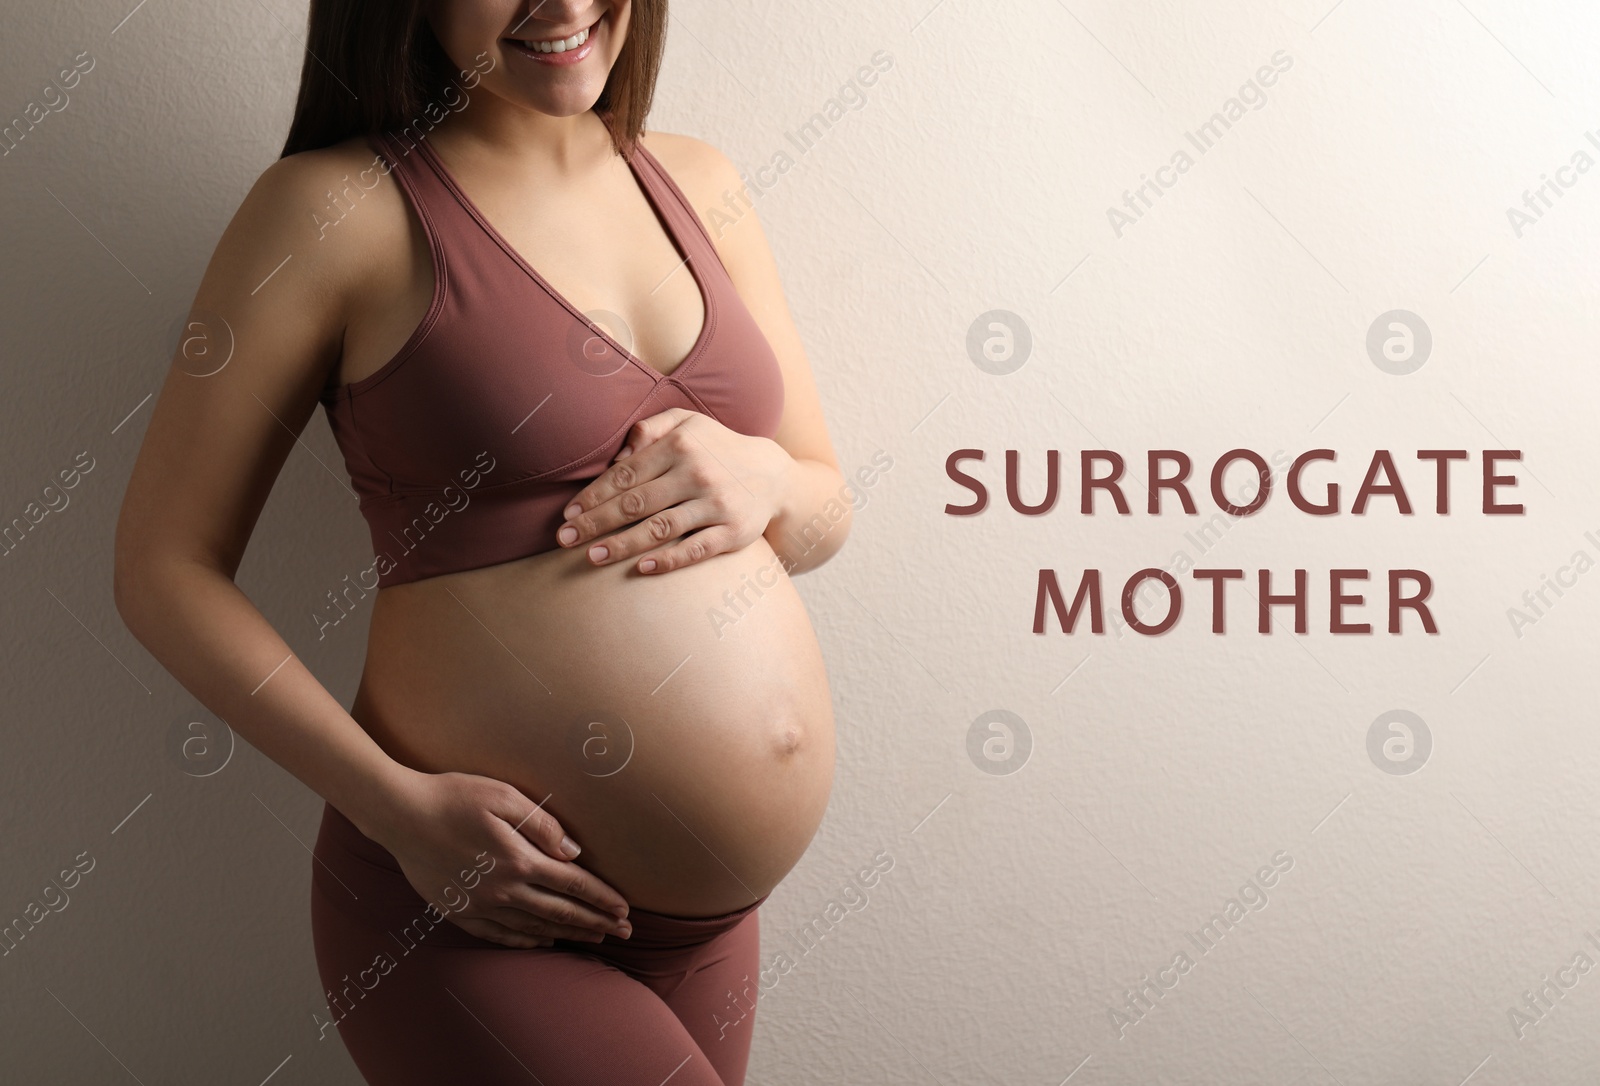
[342,386,396,496]
[362,446,609,501]
[669,379,720,424]
[358,388,687,502]
[331,131,452,401]
[494,385,681,485]
[356,415,629,503]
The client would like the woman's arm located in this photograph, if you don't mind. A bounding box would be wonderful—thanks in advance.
[697,141,853,574]
[114,148,417,837]
[115,146,631,946]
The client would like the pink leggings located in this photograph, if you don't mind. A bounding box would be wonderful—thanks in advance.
[310,802,766,1085]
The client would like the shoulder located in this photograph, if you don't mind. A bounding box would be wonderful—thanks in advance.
[636,130,736,187]
[248,135,404,246]
[222,134,412,301]
[637,129,742,198]
[636,129,760,255]
[242,135,386,235]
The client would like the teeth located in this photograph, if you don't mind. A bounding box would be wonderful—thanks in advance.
[522,25,589,53]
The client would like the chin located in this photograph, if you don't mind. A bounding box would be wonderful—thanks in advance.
[512,90,607,119]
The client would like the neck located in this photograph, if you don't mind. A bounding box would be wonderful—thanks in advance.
[437,94,612,174]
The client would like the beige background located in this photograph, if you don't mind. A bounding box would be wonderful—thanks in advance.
[4,0,1599,1082]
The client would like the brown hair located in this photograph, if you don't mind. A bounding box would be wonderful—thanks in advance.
[278,1,665,159]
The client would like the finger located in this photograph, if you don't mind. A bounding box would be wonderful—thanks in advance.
[513,850,636,923]
[501,879,634,936]
[637,524,740,575]
[613,407,696,461]
[487,906,617,944]
[557,473,693,552]
[491,792,631,919]
[492,791,580,863]
[586,500,717,566]
[499,828,632,921]
[493,911,606,944]
[558,443,675,539]
[452,915,554,949]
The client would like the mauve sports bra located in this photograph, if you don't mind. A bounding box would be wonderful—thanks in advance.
[319,128,786,588]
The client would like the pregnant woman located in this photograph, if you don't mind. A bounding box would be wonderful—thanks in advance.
[114,2,847,1083]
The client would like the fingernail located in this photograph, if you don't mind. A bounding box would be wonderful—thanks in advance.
[638,558,656,573]
[563,502,582,519]
[617,923,632,938]
[587,932,606,943]
[615,445,632,460]
[588,545,608,562]
[559,835,581,858]
[557,525,578,546]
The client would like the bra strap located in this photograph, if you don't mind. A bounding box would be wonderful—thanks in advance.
[627,141,730,276]
[368,128,483,251]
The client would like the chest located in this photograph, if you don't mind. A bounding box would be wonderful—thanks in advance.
[341,146,709,391]
[463,159,708,379]
[322,132,786,498]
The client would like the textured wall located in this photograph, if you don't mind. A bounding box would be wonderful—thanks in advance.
[3,0,1598,1082]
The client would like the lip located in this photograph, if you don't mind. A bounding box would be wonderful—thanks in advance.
[504,15,601,67]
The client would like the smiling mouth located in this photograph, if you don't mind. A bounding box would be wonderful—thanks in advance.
[504,15,601,60]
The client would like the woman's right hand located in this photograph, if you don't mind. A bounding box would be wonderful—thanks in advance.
[368,770,633,948]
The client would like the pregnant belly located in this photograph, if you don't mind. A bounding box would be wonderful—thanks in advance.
[350,536,836,917]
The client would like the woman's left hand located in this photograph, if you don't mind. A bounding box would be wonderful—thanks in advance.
[555,408,794,574]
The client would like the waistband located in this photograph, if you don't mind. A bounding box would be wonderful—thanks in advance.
[315,801,767,947]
